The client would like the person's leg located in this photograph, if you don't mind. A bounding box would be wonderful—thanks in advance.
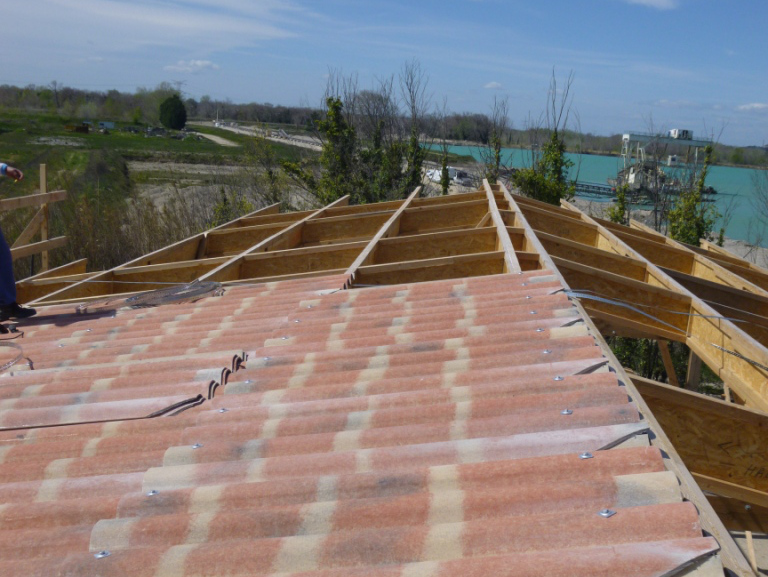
[0,227,16,307]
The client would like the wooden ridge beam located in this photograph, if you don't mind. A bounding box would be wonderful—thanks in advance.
[483,179,520,273]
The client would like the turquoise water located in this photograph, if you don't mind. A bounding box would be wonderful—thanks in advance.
[443,144,765,244]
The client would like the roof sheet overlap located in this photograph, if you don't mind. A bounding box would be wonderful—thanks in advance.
[0,267,721,575]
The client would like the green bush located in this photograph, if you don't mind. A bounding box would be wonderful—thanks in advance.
[159,94,187,130]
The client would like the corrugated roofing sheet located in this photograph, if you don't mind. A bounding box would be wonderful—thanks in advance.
[0,269,720,576]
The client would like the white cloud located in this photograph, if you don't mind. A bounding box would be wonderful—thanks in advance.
[622,0,678,9]
[5,0,299,59]
[737,103,768,112]
[165,60,220,73]
[484,81,503,89]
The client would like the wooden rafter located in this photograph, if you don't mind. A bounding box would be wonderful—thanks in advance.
[514,194,768,412]
[482,179,520,273]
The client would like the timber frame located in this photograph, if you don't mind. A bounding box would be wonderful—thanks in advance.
[2,164,67,272]
[18,181,768,575]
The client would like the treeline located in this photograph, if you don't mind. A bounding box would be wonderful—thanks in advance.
[0,82,317,128]
[2,82,766,166]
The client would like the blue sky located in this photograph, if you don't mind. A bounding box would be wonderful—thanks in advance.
[6,0,767,145]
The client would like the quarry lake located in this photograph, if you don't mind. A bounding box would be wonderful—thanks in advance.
[444,144,766,244]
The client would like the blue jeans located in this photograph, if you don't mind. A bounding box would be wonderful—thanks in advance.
[0,227,16,306]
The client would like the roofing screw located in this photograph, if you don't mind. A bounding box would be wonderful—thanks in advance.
[146,490,159,496]
[530,311,537,315]
[58,344,65,348]
[522,283,528,286]
[745,504,752,511]
[307,305,313,309]
[294,319,300,323]
[579,452,594,460]
[281,336,289,340]
[86,328,92,332]
[218,408,228,413]
[94,550,111,559]
[536,328,544,332]
[263,357,271,361]
[598,509,616,518]
[192,443,203,449]
[244,379,253,384]
[561,409,573,415]
[554,376,564,381]
[543,349,552,354]
[526,295,532,299]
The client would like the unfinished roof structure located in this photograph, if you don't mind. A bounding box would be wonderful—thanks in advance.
[2,182,765,576]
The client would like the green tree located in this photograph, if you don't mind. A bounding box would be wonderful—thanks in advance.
[512,131,575,204]
[607,184,630,225]
[481,96,509,185]
[211,187,255,227]
[511,71,575,205]
[159,94,187,130]
[440,155,450,195]
[668,145,718,245]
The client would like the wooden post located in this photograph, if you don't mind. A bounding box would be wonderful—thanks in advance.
[745,531,758,573]
[686,349,702,391]
[39,164,49,271]
[658,340,680,387]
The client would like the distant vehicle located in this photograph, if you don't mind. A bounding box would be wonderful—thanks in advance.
[668,128,692,140]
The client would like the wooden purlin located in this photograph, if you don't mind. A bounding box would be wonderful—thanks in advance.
[514,193,768,412]
[496,183,757,577]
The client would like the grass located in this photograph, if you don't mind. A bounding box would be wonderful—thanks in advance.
[0,110,315,199]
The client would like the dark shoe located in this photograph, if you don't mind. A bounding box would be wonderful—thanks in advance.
[0,302,37,321]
